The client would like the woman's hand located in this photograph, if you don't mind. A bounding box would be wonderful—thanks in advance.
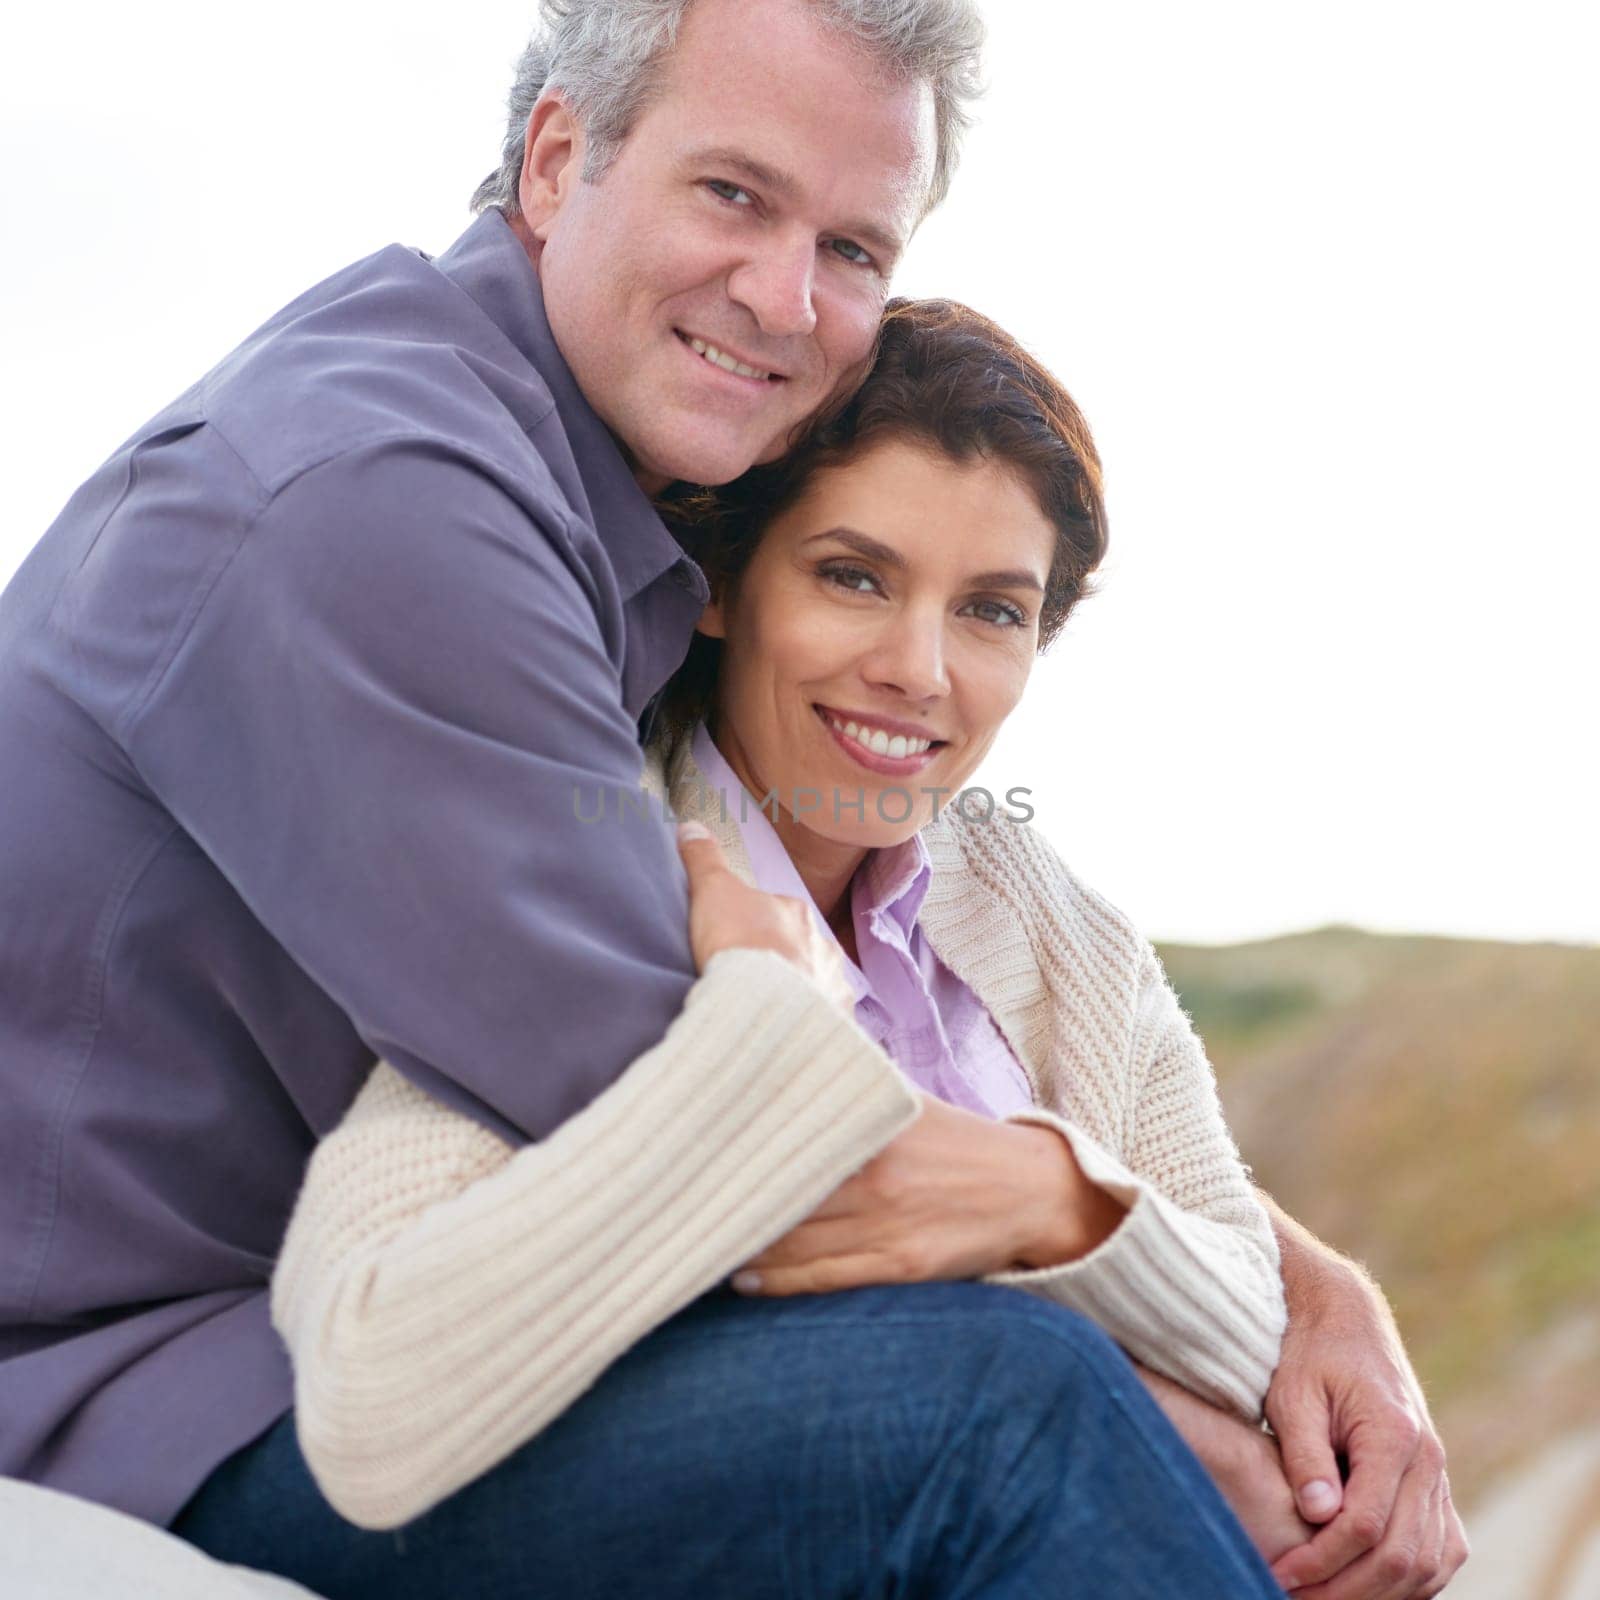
[731,1094,1125,1296]
[676,823,856,1013]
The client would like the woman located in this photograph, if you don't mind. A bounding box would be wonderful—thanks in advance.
[199,301,1308,1575]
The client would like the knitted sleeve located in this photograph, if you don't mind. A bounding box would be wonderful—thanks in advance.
[974,833,1286,1419]
[269,947,920,1531]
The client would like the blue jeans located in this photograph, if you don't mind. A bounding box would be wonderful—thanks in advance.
[174,1281,1285,1598]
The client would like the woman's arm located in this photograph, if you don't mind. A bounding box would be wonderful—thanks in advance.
[271,947,920,1532]
[983,948,1287,1421]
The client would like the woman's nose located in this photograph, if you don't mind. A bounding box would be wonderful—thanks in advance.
[862,612,951,702]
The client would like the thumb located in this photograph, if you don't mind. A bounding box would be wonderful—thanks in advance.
[675,820,729,888]
[1268,1382,1345,1524]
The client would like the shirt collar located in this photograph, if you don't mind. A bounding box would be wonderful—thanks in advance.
[690,723,815,901]
[430,210,701,604]
[856,830,933,938]
[688,723,934,994]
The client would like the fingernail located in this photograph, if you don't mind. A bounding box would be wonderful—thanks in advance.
[677,821,711,843]
[731,1271,762,1294]
[1299,1479,1340,1518]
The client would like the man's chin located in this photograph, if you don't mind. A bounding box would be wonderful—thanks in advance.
[645,429,788,490]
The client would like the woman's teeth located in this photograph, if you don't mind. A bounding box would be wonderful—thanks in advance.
[687,337,769,381]
[826,714,933,760]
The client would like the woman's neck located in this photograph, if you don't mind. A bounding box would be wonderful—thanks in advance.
[706,721,868,937]
[770,804,865,955]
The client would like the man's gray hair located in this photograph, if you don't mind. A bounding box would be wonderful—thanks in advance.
[469,0,985,221]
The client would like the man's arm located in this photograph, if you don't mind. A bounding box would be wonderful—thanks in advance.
[124,439,755,1143]
[1259,1192,1469,1598]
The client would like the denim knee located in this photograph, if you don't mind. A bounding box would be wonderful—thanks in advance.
[874,1280,1137,1411]
[789,1280,1141,1485]
[979,1286,1138,1392]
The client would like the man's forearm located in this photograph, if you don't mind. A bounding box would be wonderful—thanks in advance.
[1259,1188,1407,1351]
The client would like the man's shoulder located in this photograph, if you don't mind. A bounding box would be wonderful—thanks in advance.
[193,241,568,514]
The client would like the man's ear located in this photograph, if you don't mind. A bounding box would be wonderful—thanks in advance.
[694,594,728,640]
[519,93,584,240]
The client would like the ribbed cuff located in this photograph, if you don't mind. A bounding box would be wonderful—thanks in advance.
[290,947,921,1528]
[982,1107,1284,1420]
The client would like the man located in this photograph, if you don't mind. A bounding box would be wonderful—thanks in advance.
[0,0,1464,1593]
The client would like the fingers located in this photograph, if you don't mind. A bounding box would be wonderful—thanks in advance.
[676,824,834,984]
[731,1250,895,1298]
[1271,1410,1419,1591]
[1266,1381,1346,1526]
[1279,1458,1441,1600]
[1412,1477,1450,1600]
[1410,1465,1468,1599]
[675,820,730,887]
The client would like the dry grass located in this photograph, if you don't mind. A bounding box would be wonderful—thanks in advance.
[1158,927,1600,1504]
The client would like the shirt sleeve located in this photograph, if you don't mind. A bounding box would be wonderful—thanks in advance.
[125,437,700,1144]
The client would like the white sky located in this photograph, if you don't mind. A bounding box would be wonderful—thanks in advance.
[4,2,1595,946]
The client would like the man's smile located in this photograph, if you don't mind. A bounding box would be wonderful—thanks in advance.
[674,329,788,385]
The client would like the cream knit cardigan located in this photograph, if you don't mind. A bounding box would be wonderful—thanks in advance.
[270,734,1287,1531]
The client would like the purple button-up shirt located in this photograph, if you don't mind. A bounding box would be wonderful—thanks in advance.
[0,212,712,1524]
[690,727,1034,1119]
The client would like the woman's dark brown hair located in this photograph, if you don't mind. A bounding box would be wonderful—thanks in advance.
[654,296,1109,744]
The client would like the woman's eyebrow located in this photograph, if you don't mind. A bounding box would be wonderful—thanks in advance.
[802,527,1045,591]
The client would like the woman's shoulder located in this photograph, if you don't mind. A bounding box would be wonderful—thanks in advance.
[922,802,1154,984]
[639,729,677,799]
[643,723,701,798]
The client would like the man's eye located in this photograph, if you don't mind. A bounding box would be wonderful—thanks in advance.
[828,238,873,267]
[707,179,754,206]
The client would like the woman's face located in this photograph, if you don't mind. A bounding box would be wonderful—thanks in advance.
[699,435,1057,848]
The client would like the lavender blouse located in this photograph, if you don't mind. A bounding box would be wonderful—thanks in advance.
[690,725,1035,1119]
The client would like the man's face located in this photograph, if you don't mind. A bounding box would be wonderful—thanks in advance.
[525,0,936,490]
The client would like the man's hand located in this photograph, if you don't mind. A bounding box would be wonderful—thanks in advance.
[1262,1196,1469,1598]
[730,1096,1120,1296]
[675,822,855,1012]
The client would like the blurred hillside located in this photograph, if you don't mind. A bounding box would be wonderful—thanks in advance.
[1158,926,1600,1511]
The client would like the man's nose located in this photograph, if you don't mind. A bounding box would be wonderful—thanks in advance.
[863,609,952,704]
[727,233,818,341]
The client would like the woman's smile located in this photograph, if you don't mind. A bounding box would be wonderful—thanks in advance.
[812,703,947,778]
[697,436,1054,855]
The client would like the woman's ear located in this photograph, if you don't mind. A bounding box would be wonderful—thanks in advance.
[694,594,728,640]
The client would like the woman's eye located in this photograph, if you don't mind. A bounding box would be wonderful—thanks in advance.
[820,563,881,595]
[828,238,873,267]
[964,598,1029,629]
[707,179,754,206]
